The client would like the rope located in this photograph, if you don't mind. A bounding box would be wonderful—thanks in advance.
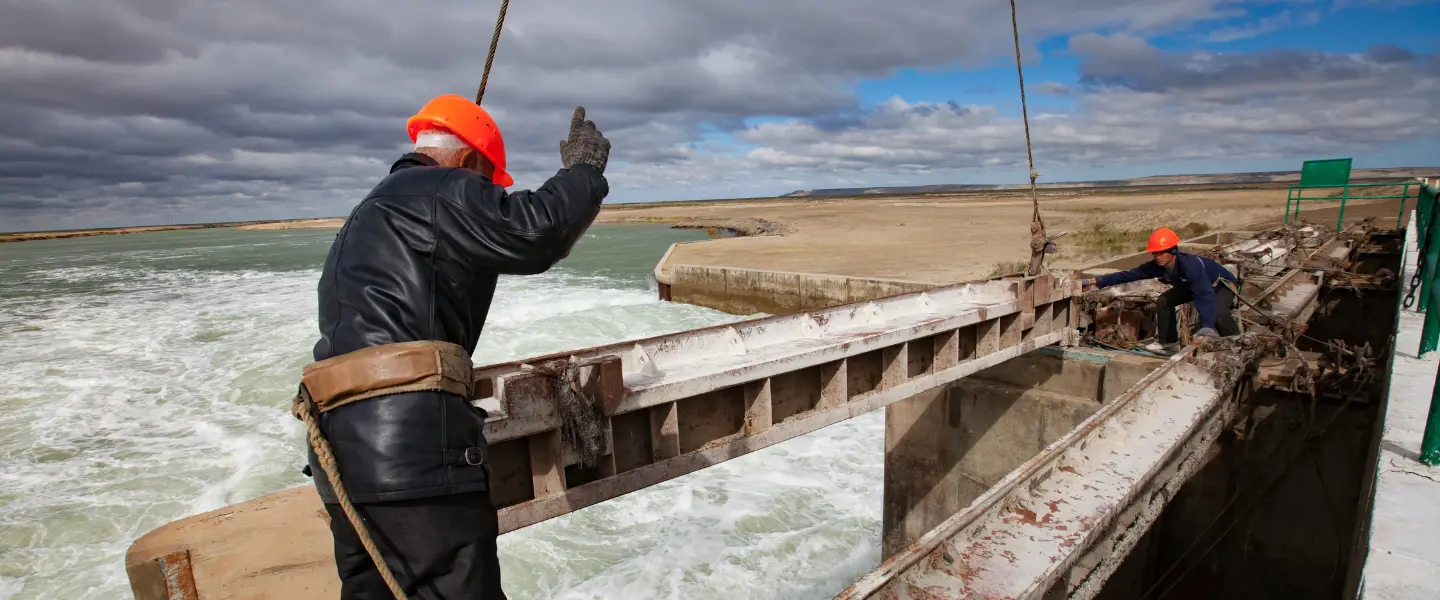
[524,358,606,468]
[474,0,512,105]
[300,389,409,600]
[1009,0,1042,232]
[1010,0,1053,276]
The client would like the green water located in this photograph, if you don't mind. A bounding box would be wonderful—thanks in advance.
[0,224,885,600]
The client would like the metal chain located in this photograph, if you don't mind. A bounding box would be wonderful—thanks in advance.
[1405,200,1433,309]
[475,0,511,105]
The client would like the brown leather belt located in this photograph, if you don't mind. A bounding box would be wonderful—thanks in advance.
[291,340,474,419]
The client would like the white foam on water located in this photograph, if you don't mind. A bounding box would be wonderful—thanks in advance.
[0,240,885,600]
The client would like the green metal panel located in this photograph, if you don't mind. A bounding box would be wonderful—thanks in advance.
[1298,158,1352,188]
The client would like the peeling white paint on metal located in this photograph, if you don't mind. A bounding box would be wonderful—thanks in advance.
[1358,212,1440,600]
[607,280,1033,413]
[471,274,1072,443]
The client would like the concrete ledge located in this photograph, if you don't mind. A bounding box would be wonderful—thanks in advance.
[656,244,937,315]
[1355,212,1440,600]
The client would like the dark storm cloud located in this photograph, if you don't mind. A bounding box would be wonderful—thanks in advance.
[0,0,1427,230]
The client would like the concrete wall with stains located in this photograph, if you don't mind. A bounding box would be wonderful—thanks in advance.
[880,347,1165,558]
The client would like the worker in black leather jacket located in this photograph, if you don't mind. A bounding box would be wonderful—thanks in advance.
[305,98,610,600]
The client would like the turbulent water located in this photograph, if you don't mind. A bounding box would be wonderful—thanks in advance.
[0,225,885,600]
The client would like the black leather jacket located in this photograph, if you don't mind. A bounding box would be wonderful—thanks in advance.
[305,153,607,504]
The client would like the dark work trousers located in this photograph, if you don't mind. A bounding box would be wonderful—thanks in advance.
[325,491,507,600]
[1155,283,1241,344]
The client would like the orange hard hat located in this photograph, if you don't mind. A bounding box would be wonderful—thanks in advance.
[1147,228,1180,253]
[406,94,514,187]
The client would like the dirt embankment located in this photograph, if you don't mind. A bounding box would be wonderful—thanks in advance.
[234,218,346,230]
[594,184,1408,283]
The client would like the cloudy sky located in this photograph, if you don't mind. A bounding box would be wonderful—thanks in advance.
[2,0,1438,231]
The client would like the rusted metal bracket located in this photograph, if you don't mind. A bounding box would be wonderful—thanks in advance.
[126,550,199,600]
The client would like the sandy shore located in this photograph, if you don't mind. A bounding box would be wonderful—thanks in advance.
[595,185,1404,283]
[234,218,346,230]
[0,217,348,243]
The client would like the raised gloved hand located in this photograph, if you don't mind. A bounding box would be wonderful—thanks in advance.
[1195,327,1220,339]
[559,106,610,174]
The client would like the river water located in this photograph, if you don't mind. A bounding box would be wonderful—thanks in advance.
[0,225,885,600]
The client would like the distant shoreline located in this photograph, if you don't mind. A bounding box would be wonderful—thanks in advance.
[0,218,346,244]
[7,167,1432,244]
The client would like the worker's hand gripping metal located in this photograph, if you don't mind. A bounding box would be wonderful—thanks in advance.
[559,106,611,174]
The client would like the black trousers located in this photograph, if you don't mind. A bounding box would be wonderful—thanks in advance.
[325,491,507,600]
[1155,283,1241,344]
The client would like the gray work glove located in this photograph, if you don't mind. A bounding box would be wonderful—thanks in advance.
[1196,327,1220,339]
[559,106,610,174]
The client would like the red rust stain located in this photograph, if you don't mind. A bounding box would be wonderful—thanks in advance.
[1004,507,1057,527]
[1000,550,1019,564]
[1055,525,1068,531]
[1005,508,1038,525]
[904,583,954,600]
[959,561,988,581]
[1060,465,1077,474]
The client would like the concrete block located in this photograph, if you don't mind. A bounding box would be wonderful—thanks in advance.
[972,351,1105,399]
[847,350,883,398]
[676,387,744,454]
[1040,396,1101,447]
[770,367,820,423]
[798,275,851,311]
[949,380,1048,486]
[848,279,931,304]
[1101,353,1165,402]
[725,269,803,315]
[669,265,728,314]
[882,387,953,558]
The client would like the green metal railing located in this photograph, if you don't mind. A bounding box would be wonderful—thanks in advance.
[1412,182,1440,466]
[1284,182,1422,232]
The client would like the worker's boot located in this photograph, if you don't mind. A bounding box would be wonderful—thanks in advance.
[1144,341,1180,356]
